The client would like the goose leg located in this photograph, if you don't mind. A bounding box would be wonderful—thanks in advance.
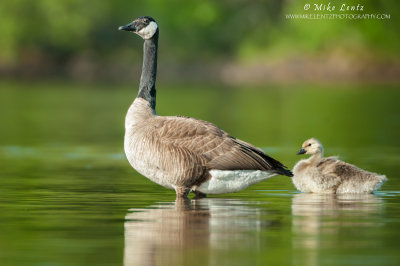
[175,187,190,199]
[193,191,207,199]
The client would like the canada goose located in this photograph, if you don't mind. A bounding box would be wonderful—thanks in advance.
[118,16,292,199]
[293,138,387,193]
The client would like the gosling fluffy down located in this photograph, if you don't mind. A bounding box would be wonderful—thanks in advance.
[292,138,387,194]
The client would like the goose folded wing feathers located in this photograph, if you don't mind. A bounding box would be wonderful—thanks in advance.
[152,116,290,173]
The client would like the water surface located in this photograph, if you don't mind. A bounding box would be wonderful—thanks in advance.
[0,82,399,265]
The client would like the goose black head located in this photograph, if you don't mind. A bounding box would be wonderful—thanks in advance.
[118,16,158,40]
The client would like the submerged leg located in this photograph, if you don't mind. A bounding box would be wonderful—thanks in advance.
[175,187,190,199]
[193,191,207,199]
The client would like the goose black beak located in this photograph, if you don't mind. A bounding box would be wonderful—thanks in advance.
[118,22,136,32]
[296,148,306,155]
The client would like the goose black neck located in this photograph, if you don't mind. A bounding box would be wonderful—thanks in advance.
[138,30,158,110]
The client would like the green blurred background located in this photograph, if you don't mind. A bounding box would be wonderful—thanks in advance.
[0,0,399,83]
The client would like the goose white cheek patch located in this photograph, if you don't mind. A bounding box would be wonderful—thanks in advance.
[138,21,158,39]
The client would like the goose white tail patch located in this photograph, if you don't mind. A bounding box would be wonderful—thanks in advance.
[196,170,277,194]
[138,21,158,39]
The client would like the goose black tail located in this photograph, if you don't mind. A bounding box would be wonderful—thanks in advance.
[277,167,293,177]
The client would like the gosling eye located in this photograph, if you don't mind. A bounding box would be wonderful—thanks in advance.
[308,143,312,147]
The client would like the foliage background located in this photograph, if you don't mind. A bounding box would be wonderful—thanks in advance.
[0,0,399,83]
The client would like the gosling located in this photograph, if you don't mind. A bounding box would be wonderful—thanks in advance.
[292,138,387,194]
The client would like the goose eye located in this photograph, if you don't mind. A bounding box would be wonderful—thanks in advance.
[308,143,312,146]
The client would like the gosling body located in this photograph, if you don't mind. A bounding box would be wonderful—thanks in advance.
[293,138,386,194]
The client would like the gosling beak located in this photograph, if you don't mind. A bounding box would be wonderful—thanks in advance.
[118,22,136,32]
[296,148,306,155]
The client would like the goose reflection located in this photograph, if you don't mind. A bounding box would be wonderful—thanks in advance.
[124,198,267,266]
[291,193,383,266]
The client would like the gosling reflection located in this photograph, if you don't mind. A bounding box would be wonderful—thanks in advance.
[124,198,265,266]
[291,193,383,266]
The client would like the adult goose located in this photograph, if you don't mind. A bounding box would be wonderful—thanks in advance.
[293,138,387,193]
[118,16,292,199]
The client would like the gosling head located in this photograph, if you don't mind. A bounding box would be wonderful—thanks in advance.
[296,138,324,156]
[118,16,158,40]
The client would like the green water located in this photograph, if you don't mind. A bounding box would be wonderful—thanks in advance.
[0,81,399,266]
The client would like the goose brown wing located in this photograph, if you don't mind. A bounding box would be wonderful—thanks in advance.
[153,116,292,176]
